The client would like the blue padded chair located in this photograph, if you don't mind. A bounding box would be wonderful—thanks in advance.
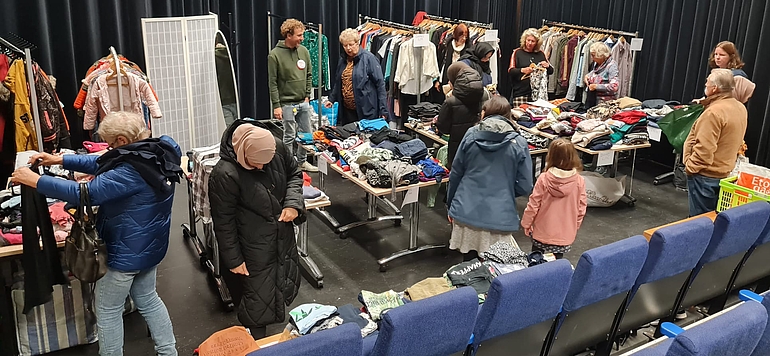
[674,202,770,318]
[542,235,649,356]
[468,259,573,356]
[739,290,770,356]
[597,218,714,356]
[248,322,362,356]
[630,301,768,356]
[363,286,478,356]
[726,209,770,302]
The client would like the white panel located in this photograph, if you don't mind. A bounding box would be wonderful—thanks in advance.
[187,16,222,149]
[142,14,220,153]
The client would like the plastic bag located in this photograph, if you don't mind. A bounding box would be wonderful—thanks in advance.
[658,104,704,154]
[581,171,626,207]
[309,99,339,127]
[735,161,770,195]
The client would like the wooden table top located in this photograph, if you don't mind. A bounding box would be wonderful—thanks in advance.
[0,241,65,259]
[642,211,718,240]
[405,123,448,146]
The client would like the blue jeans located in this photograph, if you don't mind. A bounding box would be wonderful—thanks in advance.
[95,266,177,356]
[687,174,721,217]
[282,102,312,165]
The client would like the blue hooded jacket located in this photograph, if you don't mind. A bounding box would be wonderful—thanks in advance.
[37,135,182,271]
[329,48,388,121]
[446,116,533,232]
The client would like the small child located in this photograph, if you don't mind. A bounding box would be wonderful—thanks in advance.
[521,138,587,259]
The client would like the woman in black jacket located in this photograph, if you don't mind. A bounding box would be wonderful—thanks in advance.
[208,118,305,338]
[437,62,484,169]
[508,28,553,106]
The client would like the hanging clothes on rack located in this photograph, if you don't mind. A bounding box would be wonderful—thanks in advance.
[4,59,36,151]
[33,65,71,152]
[301,29,330,90]
[75,53,159,133]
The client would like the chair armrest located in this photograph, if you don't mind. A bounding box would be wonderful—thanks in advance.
[660,322,684,338]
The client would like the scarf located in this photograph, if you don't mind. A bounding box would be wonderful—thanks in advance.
[232,125,276,170]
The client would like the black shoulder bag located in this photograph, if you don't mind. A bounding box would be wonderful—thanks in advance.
[65,183,107,283]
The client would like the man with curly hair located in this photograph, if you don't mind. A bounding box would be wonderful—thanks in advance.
[268,18,318,172]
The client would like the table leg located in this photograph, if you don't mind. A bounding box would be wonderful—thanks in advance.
[377,194,446,272]
[312,165,341,229]
[337,193,404,235]
[297,219,324,289]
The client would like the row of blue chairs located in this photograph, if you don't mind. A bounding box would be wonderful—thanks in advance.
[620,290,770,355]
[249,201,770,356]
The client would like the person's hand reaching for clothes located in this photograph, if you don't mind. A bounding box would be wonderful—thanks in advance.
[11,167,41,188]
[29,152,63,166]
[278,207,299,222]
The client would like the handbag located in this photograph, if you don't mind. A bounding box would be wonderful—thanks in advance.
[65,183,108,283]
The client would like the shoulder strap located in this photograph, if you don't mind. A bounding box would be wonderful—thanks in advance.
[79,183,95,222]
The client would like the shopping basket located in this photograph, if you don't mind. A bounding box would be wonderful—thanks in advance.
[717,176,770,212]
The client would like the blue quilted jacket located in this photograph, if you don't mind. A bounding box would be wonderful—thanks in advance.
[37,136,182,271]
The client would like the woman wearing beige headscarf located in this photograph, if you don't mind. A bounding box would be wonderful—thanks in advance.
[208,118,305,338]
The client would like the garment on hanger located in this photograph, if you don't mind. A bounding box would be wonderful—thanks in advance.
[83,72,162,130]
[301,30,330,90]
[394,38,440,95]
[4,59,37,151]
[34,65,71,152]
[21,183,68,313]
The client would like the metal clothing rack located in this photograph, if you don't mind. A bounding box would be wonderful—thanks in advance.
[424,14,493,29]
[108,46,125,111]
[358,15,427,104]
[0,34,44,151]
[542,19,640,94]
[266,12,324,121]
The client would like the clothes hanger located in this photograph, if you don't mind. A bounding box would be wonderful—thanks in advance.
[106,57,127,80]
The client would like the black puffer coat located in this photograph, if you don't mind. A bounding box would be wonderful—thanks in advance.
[436,67,484,169]
[208,119,305,327]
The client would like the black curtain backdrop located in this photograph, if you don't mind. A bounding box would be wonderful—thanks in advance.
[0,0,768,166]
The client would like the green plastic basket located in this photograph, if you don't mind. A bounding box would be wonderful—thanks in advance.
[717,176,770,212]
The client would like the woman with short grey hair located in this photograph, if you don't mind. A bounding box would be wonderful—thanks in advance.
[325,28,389,125]
[584,42,619,107]
[11,111,182,356]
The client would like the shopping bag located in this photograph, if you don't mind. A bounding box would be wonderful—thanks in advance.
[197,326,259,356]
[581,172,626,207]
[310,100,339,126]
[658,104,704,154]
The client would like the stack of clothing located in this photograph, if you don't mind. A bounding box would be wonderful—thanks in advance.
[408,102,442,122]
[285,303,378,339]
[480,241,529,273]
[572,119,612,149]
[444,258,498,302]
[607,110,648,145]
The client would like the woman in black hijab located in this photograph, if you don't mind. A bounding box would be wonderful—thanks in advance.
[459,42,495,86]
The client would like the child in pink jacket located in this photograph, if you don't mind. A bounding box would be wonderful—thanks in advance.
[521,139,587,259]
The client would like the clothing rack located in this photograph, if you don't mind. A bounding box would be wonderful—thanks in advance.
[358,15,426,104]
[109,46,125,111]
[358,15,421,32]
[0,34,44,151]
[541,19,638,37]
[266,12,324,119]
[424,14,493,29]
[542,19,640,95]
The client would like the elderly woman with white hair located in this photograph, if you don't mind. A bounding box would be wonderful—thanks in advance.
[508,28,553,106]
[584,42,620,107]
[11,111,182,355]
[325,28,388,125]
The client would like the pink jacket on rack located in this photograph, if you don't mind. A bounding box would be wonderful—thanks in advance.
[83,72,161,130]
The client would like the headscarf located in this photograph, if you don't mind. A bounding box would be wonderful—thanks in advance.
[232,125,276,170]
[447,61,470,84]
[459,42,495,75]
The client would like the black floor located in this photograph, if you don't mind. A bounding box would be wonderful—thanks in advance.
[51,158,689,355]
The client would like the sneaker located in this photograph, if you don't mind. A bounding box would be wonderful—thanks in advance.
[300,161,319,172]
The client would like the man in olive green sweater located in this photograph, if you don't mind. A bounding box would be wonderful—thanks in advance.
[268,19,317,172]
[683,68,747,216]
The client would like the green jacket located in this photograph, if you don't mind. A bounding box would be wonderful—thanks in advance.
[268,41,312,109]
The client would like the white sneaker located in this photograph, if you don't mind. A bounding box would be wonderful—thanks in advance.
[300,162,319,172]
